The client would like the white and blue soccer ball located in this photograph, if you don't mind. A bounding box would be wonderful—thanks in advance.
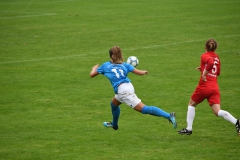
[127,56,139,67]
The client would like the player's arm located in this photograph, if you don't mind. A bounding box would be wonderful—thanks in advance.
[132,68,148,75]
[202,58,214,81]
[202,69,209,82]
[90,64,99,78]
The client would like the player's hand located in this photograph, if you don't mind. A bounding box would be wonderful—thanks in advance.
[92,64,99,70]
[202,75,207,82]
[196,67,201,71]
[142,70,148,75]
[133,68,148,75]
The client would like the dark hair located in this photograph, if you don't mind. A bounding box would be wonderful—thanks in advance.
[109,46,124,63]
[205,39,217,51]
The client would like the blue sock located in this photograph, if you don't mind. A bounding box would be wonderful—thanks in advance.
[142,106,170,119]
[111,102,120,127]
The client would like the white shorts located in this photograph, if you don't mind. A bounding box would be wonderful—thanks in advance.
[115,83,141,108]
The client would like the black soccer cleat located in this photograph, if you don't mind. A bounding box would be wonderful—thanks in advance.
[235,119,240,136]
[178,128,192,135]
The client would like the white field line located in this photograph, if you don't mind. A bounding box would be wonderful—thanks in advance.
[0,13,57,19]
[0,0,73,19]
[0,11,50,13]
[0,0,76,5]
[0,35,239,64]
[0,52,103,64]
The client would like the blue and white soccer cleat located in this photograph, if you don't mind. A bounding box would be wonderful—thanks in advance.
[169,112,177,129]
[103,122,118,130]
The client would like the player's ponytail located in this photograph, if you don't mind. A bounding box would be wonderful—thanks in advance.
[109,46,124,64]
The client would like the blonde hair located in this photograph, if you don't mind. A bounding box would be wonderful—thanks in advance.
[109,46,124,63]
[205,39,217,52]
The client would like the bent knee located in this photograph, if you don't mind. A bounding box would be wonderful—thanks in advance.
[214,112,219,116]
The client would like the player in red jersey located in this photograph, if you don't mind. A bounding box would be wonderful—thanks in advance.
[178,39,240,135]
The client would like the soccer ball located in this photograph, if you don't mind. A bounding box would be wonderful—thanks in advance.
[127,56,139,67]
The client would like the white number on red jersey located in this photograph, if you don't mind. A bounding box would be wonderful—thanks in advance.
[212,59,219,74]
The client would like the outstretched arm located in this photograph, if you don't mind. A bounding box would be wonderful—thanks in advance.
[132,68,148,75]
[90,64,99,78]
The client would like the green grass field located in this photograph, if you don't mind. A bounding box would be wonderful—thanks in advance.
[0,0,240,159]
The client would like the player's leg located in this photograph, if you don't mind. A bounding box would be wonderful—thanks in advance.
[186,99,198,130]
[178,98,197,135]
[134,102,169,118]
[209,91,239,135]
[211,104,239,134]
[134,102,177,129]
[208,92,237,124]
[117,83,171,119]
[178,87,205,135]
[212,104,237,124]
[103,97,121,130]
[111,97,121,127]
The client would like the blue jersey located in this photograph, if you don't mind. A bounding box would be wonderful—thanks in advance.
[97,61,135,94]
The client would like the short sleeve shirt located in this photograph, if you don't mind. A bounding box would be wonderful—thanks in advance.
[97,61,134,93]
[199,51,220,85]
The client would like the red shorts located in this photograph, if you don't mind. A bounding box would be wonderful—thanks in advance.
[191,85,220,106]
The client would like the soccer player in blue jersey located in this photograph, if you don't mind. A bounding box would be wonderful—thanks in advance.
[90,46,177,130]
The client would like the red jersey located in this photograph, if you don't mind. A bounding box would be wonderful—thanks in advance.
[199,51,221,86]
[191,51,221,105]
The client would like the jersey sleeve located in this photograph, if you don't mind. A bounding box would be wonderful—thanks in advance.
[124,62,134,72]
[97,63,104,74]
[205,57,214,71]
